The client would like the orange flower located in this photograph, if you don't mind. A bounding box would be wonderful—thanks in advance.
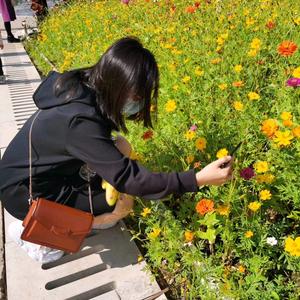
[292,126,300,138]
[232,81,244,87]
[184,231,195,242]
[283,120,293,127]
[185,6,196,13]
[261,119,278,138]
[196,199,214,216]
[193,161,201,169]
[278,41,298,57]
[266,21,276,29]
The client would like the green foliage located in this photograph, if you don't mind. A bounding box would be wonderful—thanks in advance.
[26,0,300,298]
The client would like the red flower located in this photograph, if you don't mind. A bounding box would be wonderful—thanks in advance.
[240,167,255,180]
[196,199,214,216]
[278,41,298,57]
[142,130,153,140]
[186,5,197,13]
[194,2,201,8]
[266,21,276,29]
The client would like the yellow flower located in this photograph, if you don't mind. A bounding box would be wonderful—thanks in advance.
[294,17,300,25]
[195,66,204,76]
[185,130,196,141]
[238,265,246,273]
[248,49,258,57]
[148,228,161,239]
[274,131,294,146]
[248,201,262,212]
[254,161,269,173]
[219,83,228,90]
[195,138,207,151]
[292,126,300,138]
[216,205,230,216]
[141,207,151,217]
[172,49,183,55]
[233,101,244,111]
[250,38,262,49]
[184,231,195,242]
[211,58,222,64]
[280,111,292,121]
[292,67,300,78]
[234,65,243,73]
[186,155,195,164]
[285,237,300,256]
[245,231,254,238]
[165,100,177,112]
[259,190,272,201]
[173,85,179,91]
[217,36,225,45]
[248,92,260,100]
[216,148,228,159]
[255,173,275,184]
[246,17,256,26]
[182,76,191,84]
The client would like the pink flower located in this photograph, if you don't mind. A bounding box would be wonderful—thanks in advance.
[190,124,198,131]
[121,0,130,4]
[240,167,255,180]
[286,78,300,87]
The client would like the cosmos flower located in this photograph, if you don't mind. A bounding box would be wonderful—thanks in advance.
[248,201,261,212]
[240,167,255,180]
[245,231,254,238]
[196,199,214,215]
[266,237,278,246]
[286,78,300,87]
[278,41,298,57]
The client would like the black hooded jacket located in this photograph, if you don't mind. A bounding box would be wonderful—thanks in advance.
[0,71,198,201]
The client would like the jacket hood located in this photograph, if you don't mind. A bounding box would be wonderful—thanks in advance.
[33,71,95,109]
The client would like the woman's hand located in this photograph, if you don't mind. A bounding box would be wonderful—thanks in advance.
[196,156,234,186]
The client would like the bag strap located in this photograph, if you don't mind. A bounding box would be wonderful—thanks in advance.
[28,110,94,215]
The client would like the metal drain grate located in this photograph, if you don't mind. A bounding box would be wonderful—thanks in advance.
[3,44,37,130]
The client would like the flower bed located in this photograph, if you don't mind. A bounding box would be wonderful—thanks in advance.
[26,0,300,298]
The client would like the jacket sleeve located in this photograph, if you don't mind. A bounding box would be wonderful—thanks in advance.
[66,116,198,200]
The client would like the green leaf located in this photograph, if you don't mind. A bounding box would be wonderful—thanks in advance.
[198,212,219,228]
[198,228,216,243]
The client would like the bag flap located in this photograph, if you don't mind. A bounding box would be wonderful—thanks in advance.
[32,198,94,234]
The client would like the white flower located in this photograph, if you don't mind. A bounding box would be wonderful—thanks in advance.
[183,242,193,247]
[266,237,278,246]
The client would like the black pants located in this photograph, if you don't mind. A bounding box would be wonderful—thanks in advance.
[1,181,115,220]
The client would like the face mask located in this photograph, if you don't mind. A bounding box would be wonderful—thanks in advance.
[122,99,144,116]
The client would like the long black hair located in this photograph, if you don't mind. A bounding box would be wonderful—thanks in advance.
[54,37,159,132]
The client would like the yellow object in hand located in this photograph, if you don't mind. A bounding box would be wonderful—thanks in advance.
[101,180,120,206]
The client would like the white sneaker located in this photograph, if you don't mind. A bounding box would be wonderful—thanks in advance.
[8,220,64,264]
[92,221,118,230]
[0,75,5,84]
